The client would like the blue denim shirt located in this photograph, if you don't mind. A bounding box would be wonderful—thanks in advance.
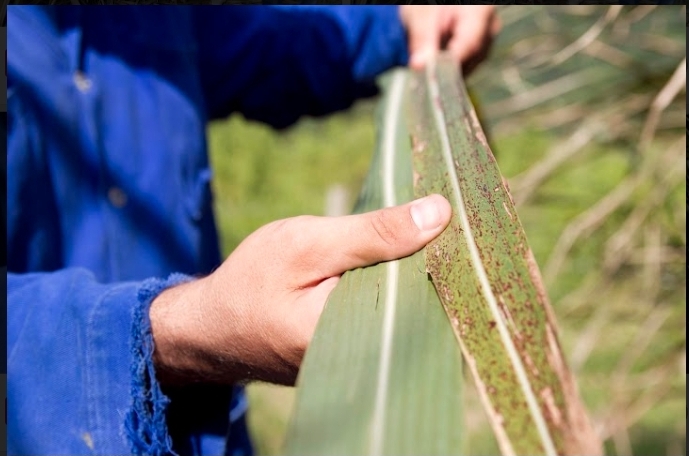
[6,6,408,455]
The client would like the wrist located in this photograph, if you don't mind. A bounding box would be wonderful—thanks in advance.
[149,277,220,385]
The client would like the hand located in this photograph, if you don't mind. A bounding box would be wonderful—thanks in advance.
[150,194,452,386]
[400,5,501,75]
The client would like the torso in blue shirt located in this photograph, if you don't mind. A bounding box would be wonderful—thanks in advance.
[7,5,407,454]
[8,6,220,281]
[8,6,245,455]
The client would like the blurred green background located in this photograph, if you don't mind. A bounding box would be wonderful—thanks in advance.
[207,5,686,456]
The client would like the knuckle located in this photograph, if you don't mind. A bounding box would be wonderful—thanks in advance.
[370,210,401,249]
[271,215,320,264]
[465,38,483,56]
[266,216,312,241]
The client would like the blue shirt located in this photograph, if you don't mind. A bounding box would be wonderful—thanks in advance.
[6,6,408,455]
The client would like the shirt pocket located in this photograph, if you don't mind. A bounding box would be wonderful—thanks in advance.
[94,8,211,224]
[185,167,214,223]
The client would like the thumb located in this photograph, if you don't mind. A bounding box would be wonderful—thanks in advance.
[404,7,442,70]
[291,194,452,283]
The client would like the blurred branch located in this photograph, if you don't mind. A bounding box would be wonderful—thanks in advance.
[611,306,673,385]
[599,359,677,440]
[511,121,601,207]
[543,191,622,283]
[497,5,533,28]
[500,66,533,95]
[484,67,601,118]
[581,40,634,68]
[602,152,685,273]
[642,224,663,301]
[569,290,613,373]
[634,33,686,57]
[612,427,633,456]
[544,139,685,285]
[623,5,657,25]
[639,58,686,150]
[626,246,685,266]
[548,5,623,67]
[510,94,650,206]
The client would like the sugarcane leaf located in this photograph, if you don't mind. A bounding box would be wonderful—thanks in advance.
[284,69,464,456]
[409,55,602,456]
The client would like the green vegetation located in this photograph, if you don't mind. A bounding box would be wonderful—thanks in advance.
[209,5,685,456]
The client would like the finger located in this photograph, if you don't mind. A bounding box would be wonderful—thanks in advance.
[287,194,452,282]
[305,276,340,317]
[405,7,442,70]
[287,275,340,358]
[447,7,497,70]
[491,14,502,36]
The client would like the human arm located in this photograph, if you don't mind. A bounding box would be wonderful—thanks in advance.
[193,5,499,129]
[400,5,501,74]
[7,268,187,455]
[150,194,452,386]
[7,193,450,455]
[192,6,408,128]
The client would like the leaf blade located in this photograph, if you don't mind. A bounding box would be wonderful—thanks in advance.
[410,55,602,456]
[284,69,464,456]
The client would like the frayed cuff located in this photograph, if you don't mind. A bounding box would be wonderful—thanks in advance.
[124,273,194,456]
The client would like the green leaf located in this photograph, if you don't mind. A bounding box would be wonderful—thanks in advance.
[409,55,602,456]
[284,69,464,456]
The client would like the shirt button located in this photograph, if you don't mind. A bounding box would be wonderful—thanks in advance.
[73,71,92,92]
[108,187,128,208]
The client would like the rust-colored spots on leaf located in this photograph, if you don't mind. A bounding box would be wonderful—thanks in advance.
[468,107,489,149]
[410,55,602,456]
[502,201,514,222]
[413,170,421,188]
[411,135,427,154]
[502,176,516,207]
[540,387,563,428]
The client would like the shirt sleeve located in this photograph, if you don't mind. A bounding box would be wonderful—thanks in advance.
[192,5,409,128]
[7,268,191,455]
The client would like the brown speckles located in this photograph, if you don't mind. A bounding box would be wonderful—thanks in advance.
[412,136,427,154]
[442,284,454,303]
[450,315,460,328]
[497,294,518,333]
[503,201,514,221]
[494,413,505,426]
[410,61,602,456]
[540,387,563,427]
[413,170,421,188]
[522,352,540,378]
[468,108,489,148]
[502,176,516,207]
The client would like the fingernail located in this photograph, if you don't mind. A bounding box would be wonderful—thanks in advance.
[410,53,425,69]
[410,196,442,231]
[410,49,432,69]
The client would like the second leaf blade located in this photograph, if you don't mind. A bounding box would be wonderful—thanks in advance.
[409,55,602,456]
[284,69,464,456]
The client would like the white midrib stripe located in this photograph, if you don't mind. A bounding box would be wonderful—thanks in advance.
[369,70,405,456]
[425,63,558,456]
